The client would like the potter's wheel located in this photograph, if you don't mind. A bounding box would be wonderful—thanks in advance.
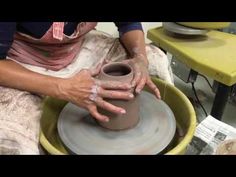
[57,91,176,154]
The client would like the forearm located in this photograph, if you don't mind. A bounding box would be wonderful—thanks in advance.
[119,30,161,98]
[120,30,148,65]
[0,60,62,98]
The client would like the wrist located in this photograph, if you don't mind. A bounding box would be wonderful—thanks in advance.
[134,53,149,67]
[54,78,69,100]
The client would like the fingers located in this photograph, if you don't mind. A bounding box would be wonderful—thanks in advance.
[94,97,126,115]
[131,64,142,87]
[135,76,146,94]
[146,78,161,99]
[118,59,138,88]
[98,88,134,100]
[88,105,109,122]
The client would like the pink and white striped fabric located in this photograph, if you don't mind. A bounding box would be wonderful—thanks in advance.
[7,22,97,71]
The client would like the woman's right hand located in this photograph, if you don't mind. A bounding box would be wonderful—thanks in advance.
[57,66,134,122]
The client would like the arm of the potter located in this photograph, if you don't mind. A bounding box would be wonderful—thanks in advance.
[0,60,63,98]
[114,23,161,99]
[114,22,147,61]
[0,60,133,121]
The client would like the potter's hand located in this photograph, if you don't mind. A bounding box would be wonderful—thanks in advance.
[122,56,161,99]
[58,64,133,122]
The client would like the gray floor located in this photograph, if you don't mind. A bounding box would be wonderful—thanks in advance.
[173,74,236,128]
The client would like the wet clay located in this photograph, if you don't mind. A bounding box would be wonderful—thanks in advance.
[97,62,140,130]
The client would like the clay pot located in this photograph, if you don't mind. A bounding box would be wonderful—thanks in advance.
[97,62,140,130]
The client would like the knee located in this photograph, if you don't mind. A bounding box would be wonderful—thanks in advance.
[0,141,21,155]
[0,129,40,155]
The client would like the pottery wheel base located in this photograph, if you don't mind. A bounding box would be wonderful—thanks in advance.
[57,91,176,154]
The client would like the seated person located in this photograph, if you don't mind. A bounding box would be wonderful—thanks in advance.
[0,22,173,154]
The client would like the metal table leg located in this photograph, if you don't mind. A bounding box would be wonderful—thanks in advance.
[210,83,231,120]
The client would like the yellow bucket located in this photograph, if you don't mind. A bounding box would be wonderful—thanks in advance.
[40,78,196,155]
[177,22,231,29]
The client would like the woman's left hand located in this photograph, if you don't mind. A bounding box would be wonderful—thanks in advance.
[122,55,161,99]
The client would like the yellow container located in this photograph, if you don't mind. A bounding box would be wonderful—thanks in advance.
[40,78,196,155]
[177,22,231,29]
